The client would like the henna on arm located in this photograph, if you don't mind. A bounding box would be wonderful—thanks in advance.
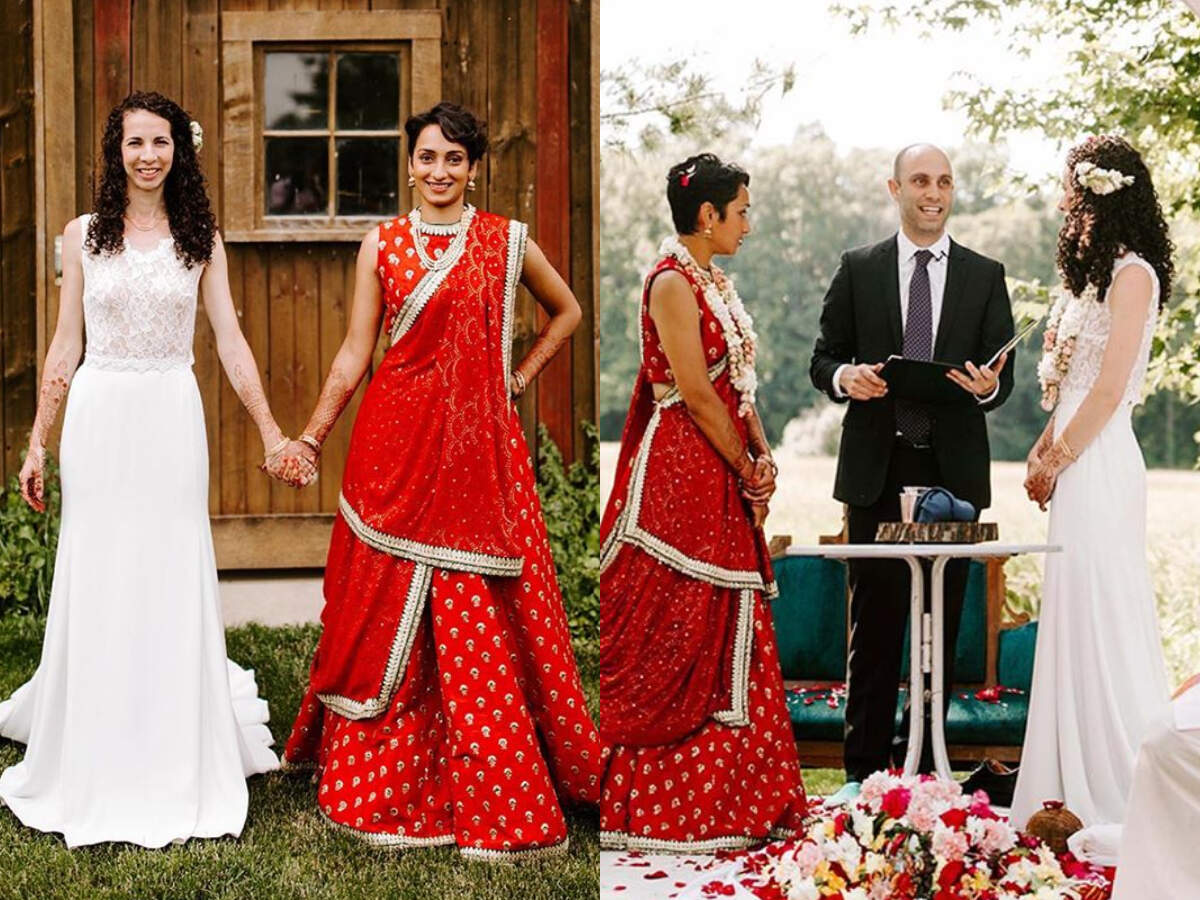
[511,238,582,396]
[21,217,86,511]
[299,228,385,447]
[200,236,287,455]
[300,368,359,447]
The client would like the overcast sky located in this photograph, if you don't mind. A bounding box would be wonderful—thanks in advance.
[600,0,1066,179]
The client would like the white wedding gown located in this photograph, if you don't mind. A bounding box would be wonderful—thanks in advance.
[0,216,279,848]
[1010,253,1170,851]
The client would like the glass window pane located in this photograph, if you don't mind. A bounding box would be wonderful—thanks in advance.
[265,138,329,216]
[336,139,399,216]
[264,52,329,130]
[336,53,400,131]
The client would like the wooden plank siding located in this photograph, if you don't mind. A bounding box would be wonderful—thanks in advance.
[1,0,37,483]
[19,0,596,568]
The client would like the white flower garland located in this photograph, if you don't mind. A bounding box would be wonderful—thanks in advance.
[1036,284,1094,411]
[658,235,759,416]
[1075,160,1133,196]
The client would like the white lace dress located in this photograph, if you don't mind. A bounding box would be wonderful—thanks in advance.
[0,216,279,848]
[1010,253,1170,853]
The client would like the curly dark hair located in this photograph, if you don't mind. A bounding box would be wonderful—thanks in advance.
[666,153,750,235]
[86,91,215,269]
[1057,135,1173,309]
[404,101,489,163]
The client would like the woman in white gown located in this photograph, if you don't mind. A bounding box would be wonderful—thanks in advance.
[1010,135,1172,844]
[1110,676,1200,899]
[0,92,309,847]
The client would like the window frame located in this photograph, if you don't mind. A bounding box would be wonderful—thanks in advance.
[220,11,442,242]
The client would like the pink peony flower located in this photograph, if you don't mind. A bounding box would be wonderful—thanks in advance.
[932,825,969,862]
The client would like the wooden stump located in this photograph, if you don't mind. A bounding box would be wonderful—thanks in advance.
[875,521,999,543]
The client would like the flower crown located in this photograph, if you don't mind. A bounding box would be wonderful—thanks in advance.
[189,120,203,152]
[1074,160,1133,196]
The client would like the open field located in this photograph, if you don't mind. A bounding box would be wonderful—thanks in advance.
[601,444,1200,689]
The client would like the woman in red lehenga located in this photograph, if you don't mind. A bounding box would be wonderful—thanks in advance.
[281,102,605,861]
[600,153,806,853]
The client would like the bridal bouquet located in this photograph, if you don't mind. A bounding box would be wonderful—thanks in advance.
[725,772,1111,900]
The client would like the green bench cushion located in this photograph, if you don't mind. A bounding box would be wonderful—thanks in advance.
[772,556,992,683]
[997,620,1038,691]
[786,685,1031,746]
[771,555,846,681]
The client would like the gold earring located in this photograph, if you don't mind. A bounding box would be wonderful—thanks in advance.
[407,176,416,188]
[467,179,476,192]
[703,225,713,239]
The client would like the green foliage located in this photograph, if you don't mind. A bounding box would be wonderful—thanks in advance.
[536,423,600,646]
[0,458,61,619]
[601,57,795,152]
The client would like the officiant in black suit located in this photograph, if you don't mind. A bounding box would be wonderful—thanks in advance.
[809,144,1015,799]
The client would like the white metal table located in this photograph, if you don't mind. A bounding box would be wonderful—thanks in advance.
[784,542,1060,780]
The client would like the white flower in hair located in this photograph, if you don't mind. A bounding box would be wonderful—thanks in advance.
[190,120,203,151]
[1074,160,1133,195]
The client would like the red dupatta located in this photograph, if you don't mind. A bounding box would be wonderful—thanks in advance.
[340,208,528,573]
[306,208,529,719]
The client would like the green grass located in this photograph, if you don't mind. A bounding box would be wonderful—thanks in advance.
[0,618,599,900]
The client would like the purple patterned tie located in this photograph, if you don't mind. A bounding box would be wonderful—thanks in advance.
[896,249,933,445]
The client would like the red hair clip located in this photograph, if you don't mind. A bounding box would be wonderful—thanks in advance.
[679,164,697,188]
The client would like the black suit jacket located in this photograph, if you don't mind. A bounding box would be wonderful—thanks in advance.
[809,235,1014,510]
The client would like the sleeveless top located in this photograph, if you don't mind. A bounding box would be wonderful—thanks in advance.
[78,214,204,372]
[1057,253,1160,408]
[640,257,728,383]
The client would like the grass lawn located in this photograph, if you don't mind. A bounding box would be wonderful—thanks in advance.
[0,617,600,900]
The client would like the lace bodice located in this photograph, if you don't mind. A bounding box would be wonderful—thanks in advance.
[79,214,204,371]
[1053,254,1159,407]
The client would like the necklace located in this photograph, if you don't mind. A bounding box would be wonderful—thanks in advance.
[659,235,759,416]
[124,210,165,232]
[408,204,475,272]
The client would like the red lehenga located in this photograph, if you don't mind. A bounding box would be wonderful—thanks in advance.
[283,208,605,861]
[598,255,807,852]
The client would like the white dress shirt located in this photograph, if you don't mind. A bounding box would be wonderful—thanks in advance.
[832,231,997,404]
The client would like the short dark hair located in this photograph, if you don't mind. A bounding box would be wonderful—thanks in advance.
[404,102,488,163]
[666,153,750,235]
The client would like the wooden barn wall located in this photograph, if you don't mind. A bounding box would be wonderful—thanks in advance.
[0,0,36,484]
[33,0,595,566]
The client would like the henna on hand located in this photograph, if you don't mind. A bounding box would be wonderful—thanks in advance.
[263,440,318,488]
[19,446,46,513]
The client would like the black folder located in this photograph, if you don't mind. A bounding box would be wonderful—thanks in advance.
[878,356,971,405]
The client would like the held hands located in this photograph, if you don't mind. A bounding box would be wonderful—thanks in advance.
[262,439,319,488]
[18,445,46,513]
[947,353,1007,399]
[739,455,776,530]
[838,363,888,401]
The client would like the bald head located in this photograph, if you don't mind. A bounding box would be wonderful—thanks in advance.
[888,144,955,244]
[893,143,952,181]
